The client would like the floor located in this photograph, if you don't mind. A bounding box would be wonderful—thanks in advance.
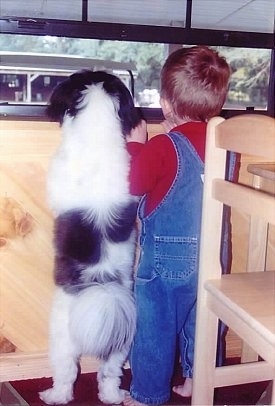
[1,331,271,406]
[7,362,271,406]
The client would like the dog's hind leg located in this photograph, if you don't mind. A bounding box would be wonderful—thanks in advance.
[39,289,80,405]
[39,347,79,405]
[97,349,129,404]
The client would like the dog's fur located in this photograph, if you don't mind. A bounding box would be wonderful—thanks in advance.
[39,70,141,405]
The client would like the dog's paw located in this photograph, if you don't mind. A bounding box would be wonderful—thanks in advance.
[98,388,128,405]
[39,387,73,405]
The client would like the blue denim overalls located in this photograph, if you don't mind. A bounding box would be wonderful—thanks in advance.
[129,131,204,404]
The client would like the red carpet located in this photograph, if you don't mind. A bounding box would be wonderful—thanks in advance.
[10,361,270,405]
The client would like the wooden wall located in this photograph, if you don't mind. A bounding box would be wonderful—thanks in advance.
[0,121,58,354]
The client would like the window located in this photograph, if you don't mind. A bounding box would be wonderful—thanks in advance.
[0,0,274,118]
[215,47,271,111]
[0,36,272,111]
[1,0,274,32]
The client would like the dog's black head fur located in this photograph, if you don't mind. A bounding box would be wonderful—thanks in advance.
[47,70,142,136]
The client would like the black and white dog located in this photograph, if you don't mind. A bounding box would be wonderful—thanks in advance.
[39,70,141,405]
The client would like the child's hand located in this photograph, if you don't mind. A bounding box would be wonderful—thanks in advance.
[126,120,147,144]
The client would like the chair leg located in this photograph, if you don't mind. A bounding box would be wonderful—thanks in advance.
[192,305,219,405]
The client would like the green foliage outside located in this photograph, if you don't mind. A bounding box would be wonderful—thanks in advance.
[0,34,271,108]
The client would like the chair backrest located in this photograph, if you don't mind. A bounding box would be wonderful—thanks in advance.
[199,114,275,281]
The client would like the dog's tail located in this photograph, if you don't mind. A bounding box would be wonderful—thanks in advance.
[69,282,136,359]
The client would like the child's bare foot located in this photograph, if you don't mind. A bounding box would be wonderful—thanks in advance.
[172,377,192,398]
[123,393,147,406]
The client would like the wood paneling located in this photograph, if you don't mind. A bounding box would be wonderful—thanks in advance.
[0,121,59,355]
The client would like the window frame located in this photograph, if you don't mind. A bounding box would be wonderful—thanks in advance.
[0,14,274,120]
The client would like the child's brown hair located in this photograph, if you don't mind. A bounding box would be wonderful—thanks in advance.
[160,46,230,122]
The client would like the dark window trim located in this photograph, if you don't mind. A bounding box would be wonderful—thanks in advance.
[0,104,271,123]
[0,18,273,49]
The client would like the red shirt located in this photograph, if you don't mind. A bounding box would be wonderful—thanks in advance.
[127,122,207,215]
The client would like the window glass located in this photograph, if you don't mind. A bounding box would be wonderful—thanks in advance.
[0,35,166,107]
[1,0,83,20]
[1,0,273,33]
[214,47,271,110]
[87,0,186,27]
[191,0,274,33]
[1,0,187,27]
[0,35,271,111]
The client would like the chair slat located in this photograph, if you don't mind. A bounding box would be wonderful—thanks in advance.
[216,114,275,160]
[213,179,275,225]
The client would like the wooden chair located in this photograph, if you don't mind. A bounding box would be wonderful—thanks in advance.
[192,114,275,405]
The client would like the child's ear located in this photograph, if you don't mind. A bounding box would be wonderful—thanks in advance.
[160,98,172,117]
